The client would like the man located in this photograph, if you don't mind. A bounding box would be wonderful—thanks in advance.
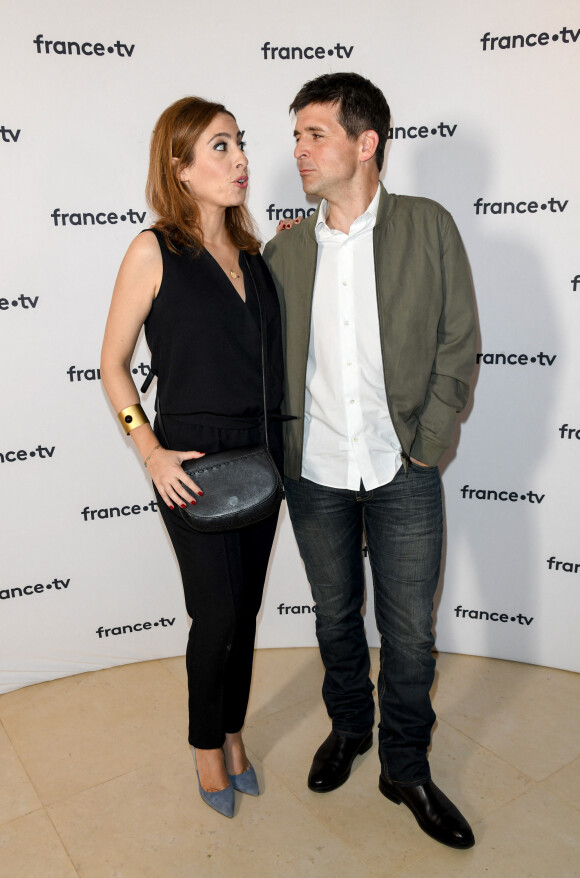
[263,73,476,849]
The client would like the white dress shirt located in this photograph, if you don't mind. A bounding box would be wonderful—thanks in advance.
[301,186,402,491]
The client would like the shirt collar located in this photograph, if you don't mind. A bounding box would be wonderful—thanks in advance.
[315,184,381,239]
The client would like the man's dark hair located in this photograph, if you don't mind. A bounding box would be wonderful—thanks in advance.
[290,72,391,172]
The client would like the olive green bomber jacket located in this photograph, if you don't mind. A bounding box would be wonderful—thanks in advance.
[262,185,477,480]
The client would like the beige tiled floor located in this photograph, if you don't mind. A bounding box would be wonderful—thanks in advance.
[1,649,578,877]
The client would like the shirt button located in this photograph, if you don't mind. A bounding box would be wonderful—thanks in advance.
[342,280,348,286]
[353,436,359,443]
[346,361,352,366]
[350,399,355,405]
[344,320,350,326]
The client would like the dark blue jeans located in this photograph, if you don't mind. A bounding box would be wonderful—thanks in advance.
[285,463,442,784]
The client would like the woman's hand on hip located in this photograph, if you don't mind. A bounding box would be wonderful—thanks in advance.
[147,447,205,509]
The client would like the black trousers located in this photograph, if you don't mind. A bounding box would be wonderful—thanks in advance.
[156,487,279,749]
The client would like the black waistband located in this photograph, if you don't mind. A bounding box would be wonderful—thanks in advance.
[159,411,294,430]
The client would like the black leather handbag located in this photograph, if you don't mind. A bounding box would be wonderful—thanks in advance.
[179,444,282,532]
[153,253,283,533]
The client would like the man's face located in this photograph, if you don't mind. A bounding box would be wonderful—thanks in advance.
[293,102,361,201]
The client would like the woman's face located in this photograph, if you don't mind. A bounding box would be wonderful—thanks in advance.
[178,112,248,213]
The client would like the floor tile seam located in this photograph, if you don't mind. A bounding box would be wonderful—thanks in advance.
[43,803,83,877]
[267,787,381,876]
[540,755,580,781]
[282,790,440,877]
[244,756,329,817]
[0,805,46,832]
[241,764,376,860]
[42,745,188,808]
[0,807,81,876]
[434,715,544,780]
[537,775,580,814]
[320,829,385,872]
[333,834,431,878]
[248,693,321,722]
[471,780,564,823]
[467,775,580,825]
[467,782,540,826]
[0,717,46,808]
[377,852,440,878]
[378,849,435,877]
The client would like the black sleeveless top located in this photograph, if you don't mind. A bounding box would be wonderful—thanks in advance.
[144,229,284,466]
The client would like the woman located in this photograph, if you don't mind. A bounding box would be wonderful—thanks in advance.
[101,97,283,818]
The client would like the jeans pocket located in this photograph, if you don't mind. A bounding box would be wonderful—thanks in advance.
[409,461,438,472]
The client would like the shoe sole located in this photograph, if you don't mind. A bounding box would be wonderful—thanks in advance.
[308,732,374,793]
[378,776,475,849]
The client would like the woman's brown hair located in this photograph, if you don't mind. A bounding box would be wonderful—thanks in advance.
[146,96,260,254]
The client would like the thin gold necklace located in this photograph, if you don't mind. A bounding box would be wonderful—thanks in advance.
[205,242,240,279]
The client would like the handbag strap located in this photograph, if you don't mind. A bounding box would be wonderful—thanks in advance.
[242,252,271,452]
[144,251,271,451]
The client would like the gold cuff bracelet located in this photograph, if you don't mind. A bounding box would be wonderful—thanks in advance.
[118,404,149,435]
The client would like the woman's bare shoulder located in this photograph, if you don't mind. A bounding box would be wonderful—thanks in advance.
[125,228,161,262]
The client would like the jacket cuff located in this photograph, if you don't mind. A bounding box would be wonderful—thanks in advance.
[409,435,447,467]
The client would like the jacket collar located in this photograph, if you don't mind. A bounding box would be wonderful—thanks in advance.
[375,182,396,227]
[303,182,394,240]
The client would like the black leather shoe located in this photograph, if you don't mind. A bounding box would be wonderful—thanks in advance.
[379,775,475,849]
[308,730,373,792]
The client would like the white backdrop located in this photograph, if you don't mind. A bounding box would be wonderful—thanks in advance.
[1,0,579,694]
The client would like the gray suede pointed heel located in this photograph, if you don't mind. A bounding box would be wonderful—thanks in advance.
[192,749,235,818]
[228,762,259,796]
